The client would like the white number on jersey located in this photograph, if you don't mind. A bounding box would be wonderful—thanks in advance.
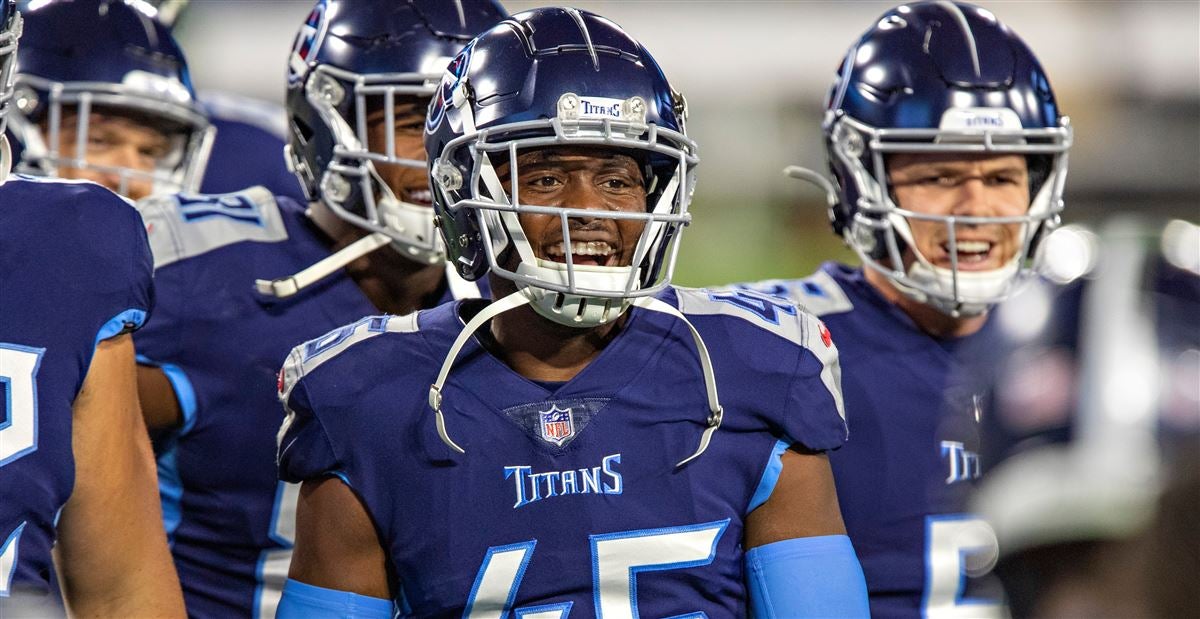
[923,515,1004,619]
[465,519,728,618]
[255,481,301,618]
[0,344,45,594]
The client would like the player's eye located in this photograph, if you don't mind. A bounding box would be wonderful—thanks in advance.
[909,174,948,186]
[86,133,117,150]
[393,118,424,134]
[140,143,170,160]
[600,177,633,190]
[524,174,562,189]
[986,174,1021,186]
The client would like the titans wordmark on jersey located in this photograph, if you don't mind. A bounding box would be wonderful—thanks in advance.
[133,187,482,618]
[0,177,153,612]
[738,262,1004,619]
[277,287,847,617]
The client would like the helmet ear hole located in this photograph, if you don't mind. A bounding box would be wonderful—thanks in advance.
[292,117,314,144]
[1027,154,1053,201]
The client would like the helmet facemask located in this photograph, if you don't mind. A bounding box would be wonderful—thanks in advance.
[0,9,20,138]
[433,93,699,328]
[299,65,445,264]
[830,111,1072,317]
[0,8,20,180]
[9,73,213,198]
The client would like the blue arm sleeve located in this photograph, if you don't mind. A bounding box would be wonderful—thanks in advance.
[745,535,870,618]
[276,579,392,619]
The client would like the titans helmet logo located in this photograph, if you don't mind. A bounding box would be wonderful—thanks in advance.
[426,41,474,133]
[287,0,329,85]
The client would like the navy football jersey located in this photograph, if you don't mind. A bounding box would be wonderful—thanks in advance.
[0,176,153,609]
[277,287,847,617]
[739,262,1004,619]
[199,92,306,204]
[132,188,483,618]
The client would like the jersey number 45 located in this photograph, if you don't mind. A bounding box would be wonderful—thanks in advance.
[465,519,729,619]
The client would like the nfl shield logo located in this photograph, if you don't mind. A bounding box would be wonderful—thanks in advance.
[538,405,575,446]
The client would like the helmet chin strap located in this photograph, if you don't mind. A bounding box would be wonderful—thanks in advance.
[373,169,443,265]
[513,264,636,327]
[255,230,390,298]
[903,262,1017,317]
[427,290,724,467]
[0,136,11,185]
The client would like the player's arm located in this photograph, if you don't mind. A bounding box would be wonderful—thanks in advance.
[278,476,393,618]
[137,363,184,431]
[54,333,186,617]
[743,447,869,618]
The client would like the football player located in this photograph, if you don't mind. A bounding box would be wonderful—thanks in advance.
[275,8,868,617]
[129,1,507,616]
[734,2,1071,617]
[8,0,213,200]
[0,1,184,616]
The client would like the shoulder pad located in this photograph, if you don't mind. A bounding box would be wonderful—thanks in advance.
[675,286,844,418]
[136,187,289,269]
[739,270,854,317]
[674,287,828,349]
[278,313,420,403]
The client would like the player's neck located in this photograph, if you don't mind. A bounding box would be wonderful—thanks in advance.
[484,275,625,383]
[863,266,989,339]
[309,207,446,315]
[348,252,446,316]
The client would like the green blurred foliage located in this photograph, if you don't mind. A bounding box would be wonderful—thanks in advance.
[674,196,858,288]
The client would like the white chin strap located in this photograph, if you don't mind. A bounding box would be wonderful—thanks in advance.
[427,290,723,467]
[0,136,11,185]
[514,260,642,328]
[377,192,443,265]
[902,258,1020,317]
[255,231,391,298]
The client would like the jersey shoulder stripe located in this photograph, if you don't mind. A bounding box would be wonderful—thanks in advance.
[738,270,855,317]
[674,286,845,422]
[136,186,289,269]
[277,313,420,403]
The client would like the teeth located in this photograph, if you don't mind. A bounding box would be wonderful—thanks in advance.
[407,190,432,204]
[953,241,992,254]
[546,241,614,257]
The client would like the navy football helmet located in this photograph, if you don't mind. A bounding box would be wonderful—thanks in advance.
[425,7,698,328]
[9,0,213,197]
[0,0,20,175]
[806,1,1072,316]
[286,0,507,265]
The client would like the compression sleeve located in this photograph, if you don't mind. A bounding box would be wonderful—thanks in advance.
[276,579,392,619]
[745,534,870,618]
